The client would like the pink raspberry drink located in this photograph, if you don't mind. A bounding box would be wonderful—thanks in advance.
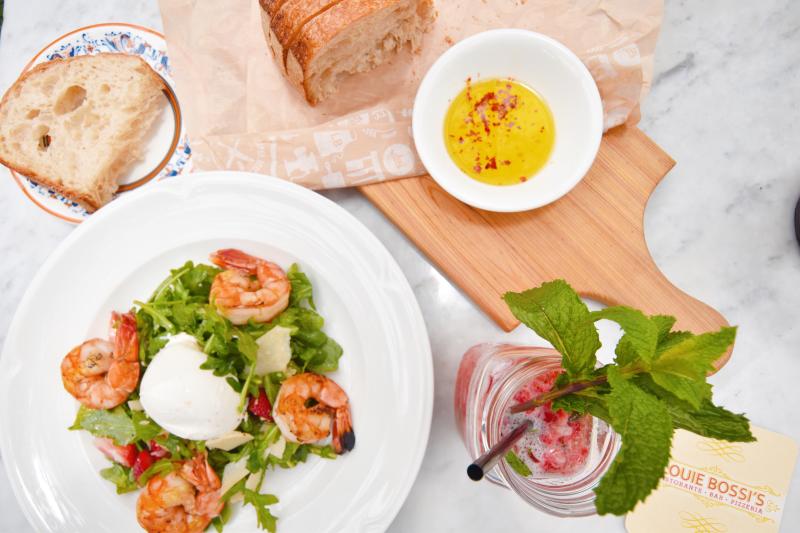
[455,344,619,516]
[503,369,593,477]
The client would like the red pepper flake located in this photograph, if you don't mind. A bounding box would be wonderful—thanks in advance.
[502,160,511,166]
[520,176,527,182]
[484,157,497,170]
[527,449,540,463]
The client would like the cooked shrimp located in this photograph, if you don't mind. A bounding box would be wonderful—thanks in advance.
[136,453,222,533]
[60,311,139,409]
[273,372,355,454]
[209,248,291,325]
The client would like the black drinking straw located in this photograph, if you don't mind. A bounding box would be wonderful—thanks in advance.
[467,420,532,481]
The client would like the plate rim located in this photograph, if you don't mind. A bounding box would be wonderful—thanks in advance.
[0,171,434,532]
[6,22,187,224]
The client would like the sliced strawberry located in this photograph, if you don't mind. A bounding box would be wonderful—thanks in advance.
[94,438,137,468]
[248,388,273,421]
[149,440,170,459]
[132,450,155,480]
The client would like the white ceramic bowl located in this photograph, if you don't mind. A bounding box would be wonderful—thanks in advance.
[413,29,603,212]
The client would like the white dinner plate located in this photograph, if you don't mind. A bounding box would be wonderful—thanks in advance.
[0,172,432,532]
[7,23,191,224]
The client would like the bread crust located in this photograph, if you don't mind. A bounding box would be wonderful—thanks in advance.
[260,0,434,105]
[0,54,166,212]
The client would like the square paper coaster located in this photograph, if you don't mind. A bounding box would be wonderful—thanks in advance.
[626,426,798,533]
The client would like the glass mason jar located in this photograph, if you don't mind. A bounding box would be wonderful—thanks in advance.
[454,343,619,517]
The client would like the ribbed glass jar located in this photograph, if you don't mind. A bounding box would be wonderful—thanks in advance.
[454,343,619,517]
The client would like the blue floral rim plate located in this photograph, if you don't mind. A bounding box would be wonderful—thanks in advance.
[8,23,191,223]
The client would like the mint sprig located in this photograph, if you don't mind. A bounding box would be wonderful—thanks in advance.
[504,280,600,378]
[503,281,754,515]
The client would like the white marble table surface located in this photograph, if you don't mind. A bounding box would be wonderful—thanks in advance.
[1,0,798,531]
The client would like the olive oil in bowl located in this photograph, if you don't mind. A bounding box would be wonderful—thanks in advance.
[444,78,555,186]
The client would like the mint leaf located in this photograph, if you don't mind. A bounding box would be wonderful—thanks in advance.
[656,330,693,355]
[591,306,659,365]
[551,394,589,414]
[69,406,136,445]
[504,450,532,477]
[594,368,673,515]
[654,327,736,377]
[650,372,711,409]
[504,280,600,377]
[554,393,612,422]
[652,315,677,343]
[666,401,755,442]
[243,489,279,532]
[649,327,736,408]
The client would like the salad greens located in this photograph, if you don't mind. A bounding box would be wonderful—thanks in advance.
[503,280,753,515]
[69,260,344,532]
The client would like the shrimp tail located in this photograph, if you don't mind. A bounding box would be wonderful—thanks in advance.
[210,249,260,274]
[332,407,355,454]
[112,312,138,361]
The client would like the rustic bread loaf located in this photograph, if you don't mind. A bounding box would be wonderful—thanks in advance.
[260,0,435,105]
[0,54,166,211]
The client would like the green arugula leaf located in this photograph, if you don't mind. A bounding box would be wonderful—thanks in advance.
[594,367,673,515]
[137,459,176,485]
[504,450,532,477]
[243,489,279,532]
[130,410,163,443]
[666,400,755,442]
[504,280,600,377]
[69,406,136,445]
[100,464,138,494]
[211,503,233,533]
[287,263,315,309]
[307,444,338,459]
[591,306,659,365]
[235,328,259,363]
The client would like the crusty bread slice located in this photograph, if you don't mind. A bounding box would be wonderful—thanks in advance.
[261,0,435,105]
[0,54,166,211]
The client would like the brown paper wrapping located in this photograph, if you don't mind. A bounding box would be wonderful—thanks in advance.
[158,0,663,189]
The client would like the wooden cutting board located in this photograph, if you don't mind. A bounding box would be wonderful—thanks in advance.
[359,126,732,369]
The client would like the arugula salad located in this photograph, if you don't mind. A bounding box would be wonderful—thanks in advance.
[62,250,354,533]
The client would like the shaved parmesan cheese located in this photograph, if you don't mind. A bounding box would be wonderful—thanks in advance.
[265,436,287,459]
[127,399,143,411]
[220,457,249,497]
[246,472,262,491]
[255,326,293,375]
[230,472,263,504]
[206,431,254,451]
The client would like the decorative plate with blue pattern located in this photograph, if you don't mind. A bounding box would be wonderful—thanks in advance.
[8,23,191,223]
